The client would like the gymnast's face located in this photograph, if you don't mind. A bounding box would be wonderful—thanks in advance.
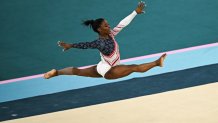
[98,20,111,35]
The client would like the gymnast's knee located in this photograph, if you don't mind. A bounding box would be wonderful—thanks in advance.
[71,67,80,75]
[104,72,116,80]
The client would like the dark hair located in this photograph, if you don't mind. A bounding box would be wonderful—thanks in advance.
[82,18,104,33]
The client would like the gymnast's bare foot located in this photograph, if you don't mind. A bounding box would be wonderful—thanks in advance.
[44,69,58,79]
[156,53,167,67]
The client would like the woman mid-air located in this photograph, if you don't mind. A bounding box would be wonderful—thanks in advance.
[44,1,167,80]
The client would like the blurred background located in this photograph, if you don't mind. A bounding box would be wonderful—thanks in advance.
[0,0,218,80]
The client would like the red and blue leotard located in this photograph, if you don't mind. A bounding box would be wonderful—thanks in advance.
[73,11,137,76]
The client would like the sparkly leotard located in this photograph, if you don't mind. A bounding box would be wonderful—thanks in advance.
[72,11,137,76]
[72,38,115,56]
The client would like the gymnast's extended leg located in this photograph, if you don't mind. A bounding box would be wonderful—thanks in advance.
[44,54,166,79]
[104,53,167,80]
[44,65,102,79]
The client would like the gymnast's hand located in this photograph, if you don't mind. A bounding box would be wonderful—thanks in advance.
[135,1,146,14]
[58,41,73,52]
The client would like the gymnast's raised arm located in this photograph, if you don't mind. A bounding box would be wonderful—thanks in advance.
[111,1,146,36]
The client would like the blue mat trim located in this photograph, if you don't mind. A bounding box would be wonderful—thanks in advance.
[0,63,218,121]
[0,46,218,102]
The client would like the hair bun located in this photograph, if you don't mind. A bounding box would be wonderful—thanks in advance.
[82,18,104,34]
[83,19,95,26]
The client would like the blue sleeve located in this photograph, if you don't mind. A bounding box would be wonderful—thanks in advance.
[72,40,105,50]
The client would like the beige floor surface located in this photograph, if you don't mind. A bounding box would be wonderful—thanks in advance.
[2,82,218,123]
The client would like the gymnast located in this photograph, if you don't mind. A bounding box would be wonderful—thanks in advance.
[44,1,167,80]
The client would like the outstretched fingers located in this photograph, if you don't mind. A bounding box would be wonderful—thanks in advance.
[136,1,146,14]
[57,41,70,52]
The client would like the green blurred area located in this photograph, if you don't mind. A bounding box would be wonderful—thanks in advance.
[0,0,218,80]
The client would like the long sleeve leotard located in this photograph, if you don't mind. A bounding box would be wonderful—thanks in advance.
[72,11,137,60]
